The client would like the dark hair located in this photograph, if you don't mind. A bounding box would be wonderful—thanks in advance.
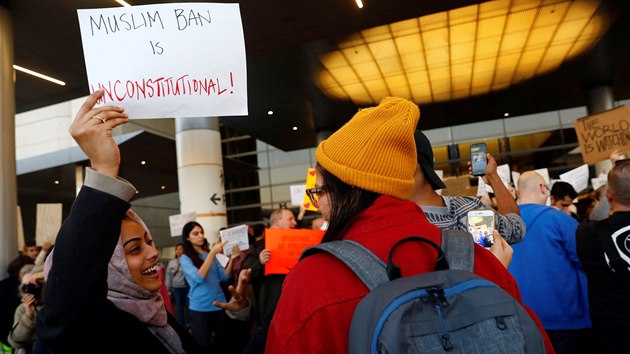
[181,221,208,268]
[252,224,266,238]
[7,255,35,280]
[550,181,577,200]
[318,163,379,242]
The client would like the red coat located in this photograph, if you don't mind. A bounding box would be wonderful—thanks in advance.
[266,196,554,354]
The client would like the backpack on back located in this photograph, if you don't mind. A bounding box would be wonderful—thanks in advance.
[300,230,545,354]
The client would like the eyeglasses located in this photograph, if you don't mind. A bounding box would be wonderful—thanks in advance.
[305,185,327,208]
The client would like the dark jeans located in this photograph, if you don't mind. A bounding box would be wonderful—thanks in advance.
[171,286,189,326]
[189,309,226,351]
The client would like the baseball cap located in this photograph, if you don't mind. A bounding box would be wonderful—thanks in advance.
[414,130,446,190]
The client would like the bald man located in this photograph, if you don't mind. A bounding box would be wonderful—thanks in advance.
[509,171,591,354]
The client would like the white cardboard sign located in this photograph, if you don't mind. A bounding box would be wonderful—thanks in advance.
[77,3,248,118]
[559,164,589,193]
[36,203,62,245]
[168,211,197,237]
[219,224,249,255]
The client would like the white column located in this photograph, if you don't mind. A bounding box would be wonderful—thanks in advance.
[175,117,227,243]
[0,5,17,278]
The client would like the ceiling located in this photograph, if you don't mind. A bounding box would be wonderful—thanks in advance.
[10,0,630,153]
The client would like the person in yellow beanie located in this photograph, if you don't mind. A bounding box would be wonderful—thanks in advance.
[265,97,553,354]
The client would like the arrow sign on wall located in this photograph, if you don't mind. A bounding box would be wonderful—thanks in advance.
[210,193,222,205]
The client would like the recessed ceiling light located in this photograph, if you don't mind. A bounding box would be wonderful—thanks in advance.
[292,126,298,131]
[141,160,146,165]
[504,113,510,117]
[13,65,66,86]
[135,190,140,194]
[267,110,274,116]
[355,0,364,9]
[160,185,166,190]
[54,180,60,185]
[115,0,132,7]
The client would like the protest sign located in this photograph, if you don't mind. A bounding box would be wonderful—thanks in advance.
[534,168,550,185]
[441,175,470,197]
[219,224,249,255]
[512,171,521,186]
[574,105,630,164]
[168,211,196,236]
[559,164,589,193]
[290,184,306,206]
[302,168,318,211]
[77,3,247,118]
[591,171,608,191]
[264,228,325,275]
[36,203,62,245]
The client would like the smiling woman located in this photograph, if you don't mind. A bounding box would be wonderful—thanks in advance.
[35,90,252,354]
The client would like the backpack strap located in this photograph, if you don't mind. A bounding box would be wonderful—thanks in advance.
[440,229,475,272]
[300,240,389,291]
[301,234,461,289]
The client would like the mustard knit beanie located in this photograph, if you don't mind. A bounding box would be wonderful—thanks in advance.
[315,96,420,199]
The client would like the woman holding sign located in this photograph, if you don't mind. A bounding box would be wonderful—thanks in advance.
[35,90,250,354]
[180,221,241,352]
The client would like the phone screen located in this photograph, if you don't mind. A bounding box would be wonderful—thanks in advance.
[470,143,487,176]
[467,211,495,247]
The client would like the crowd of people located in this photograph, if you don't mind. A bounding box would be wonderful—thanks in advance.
[0,91,628,354]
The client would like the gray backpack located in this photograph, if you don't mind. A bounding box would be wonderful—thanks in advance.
[300,230,545,354]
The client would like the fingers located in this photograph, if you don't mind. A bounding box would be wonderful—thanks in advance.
[76,90,105,120]
[236,269,252,293]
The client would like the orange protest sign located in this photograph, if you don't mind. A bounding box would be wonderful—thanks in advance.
[264,228,325,275]
[302,168,318,211]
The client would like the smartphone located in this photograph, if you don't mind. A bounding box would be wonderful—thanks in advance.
[466,209,495,247]
[470,143,487,176]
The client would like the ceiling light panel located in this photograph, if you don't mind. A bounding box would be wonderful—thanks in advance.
[317,0,607,105]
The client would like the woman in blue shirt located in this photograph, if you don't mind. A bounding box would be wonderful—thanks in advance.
[180,221,240,352]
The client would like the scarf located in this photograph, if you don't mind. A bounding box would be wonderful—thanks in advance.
[45,209,185,354]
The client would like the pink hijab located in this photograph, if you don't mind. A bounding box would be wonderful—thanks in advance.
[45,209,184,354]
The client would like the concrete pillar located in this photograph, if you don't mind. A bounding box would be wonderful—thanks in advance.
[586,85,614,176]
[175,117,227,243]
[0,5,17,279]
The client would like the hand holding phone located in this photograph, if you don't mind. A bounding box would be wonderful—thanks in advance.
[470,143,487,176]
[466,209,495,247]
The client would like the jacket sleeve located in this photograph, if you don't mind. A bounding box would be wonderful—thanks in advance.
[36,169,134,352]
[7,305,34,349]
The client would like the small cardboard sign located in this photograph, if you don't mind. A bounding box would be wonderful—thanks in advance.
[264,228,324,275]
[441,175,471,197]
[574,105,630,164]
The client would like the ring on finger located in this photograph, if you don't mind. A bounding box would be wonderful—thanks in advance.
[92,115,106,124]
